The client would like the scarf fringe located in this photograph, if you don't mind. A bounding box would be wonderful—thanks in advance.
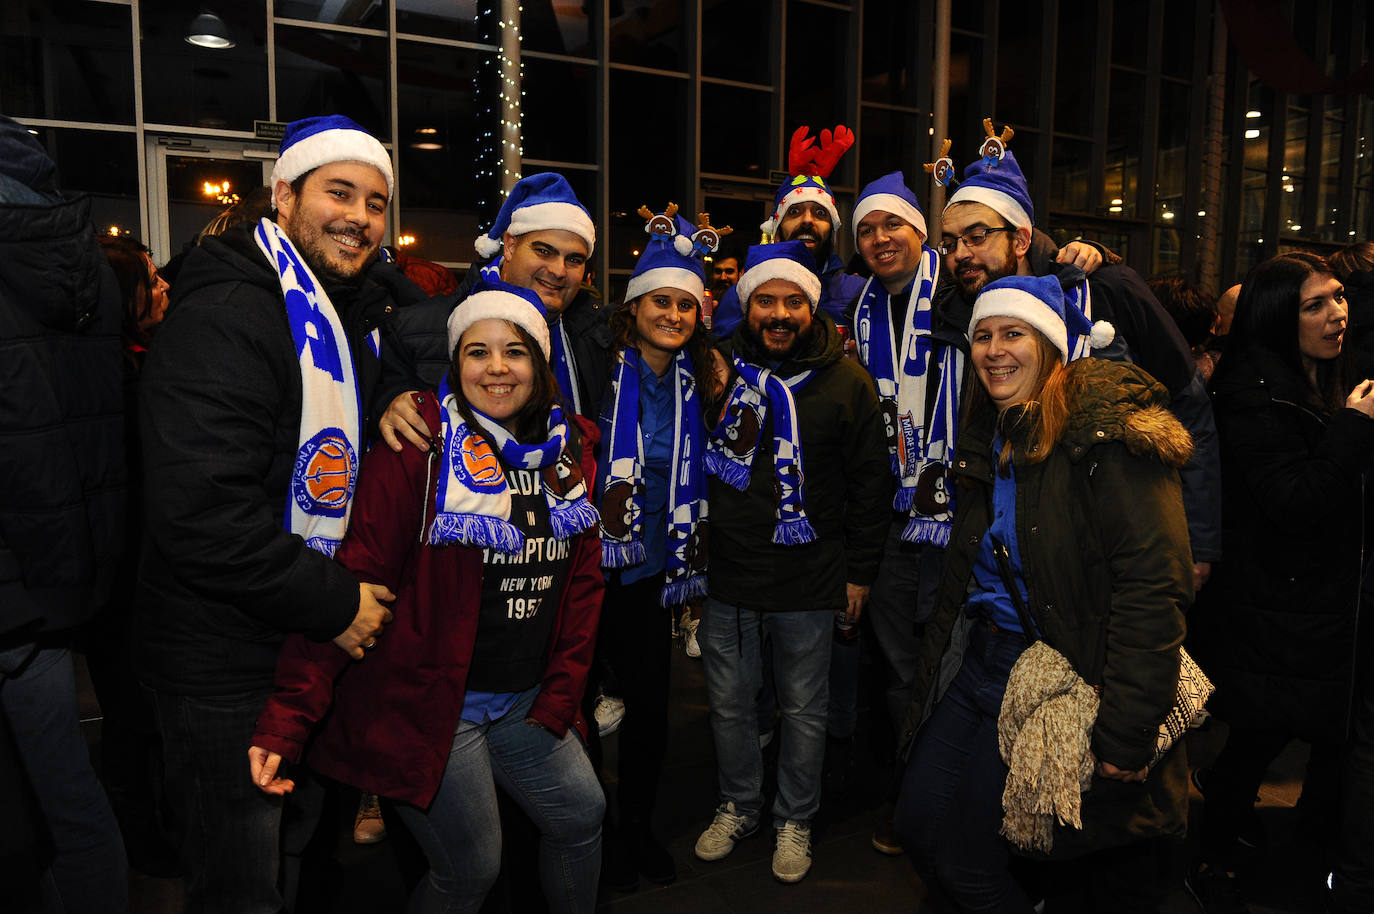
[706,450,752,491]
[660,574,708,607]
[305,536,340,557]
[772,516,817,546]
[602,540,647,569]
[550,499,601,541]
[889,452,901,475]
[429,512,525,554]
[901,517,951,547]
[893,486,916,513]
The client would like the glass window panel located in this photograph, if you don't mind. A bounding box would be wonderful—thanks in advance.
[396,0,482,42]
[1,1,135,124]
[609,0,686,70]
[1161,0,1195,79]
[1157,81,1191,205]
[785,2,852,184]
[1317,116,1343,240]
[1049,137,1092,213]
[276,0,389,29]
[165,155,268,256]
[25,127,141,242]
[858,107,920,186]
[275,26,389,138]
[1284,103,1308,177]
[702,0,769,84]
[1111,0,1148,70]
[396,39,492,264]
[609,70,685,272]
[522,57,597,165]
[1053,0,1097,136]
[140,0,268,130]
[861,0,919,106]
[996,3,1041,127]
[948,31,983,165]
[1280,175,1304,235]
[1152,225,1181,277]
[702,84,771,178]
[523,0,595,57]
[1105,69,1144,217]
[701,192,772,251]
[950,0,985,32]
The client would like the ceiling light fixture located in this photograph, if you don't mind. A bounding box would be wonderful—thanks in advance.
[186,11,236,49]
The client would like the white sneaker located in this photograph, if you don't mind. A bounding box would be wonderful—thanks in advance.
[771,821,812,883]
[594,693,625,737]
[680,612,701,659]
[693,802,759,861]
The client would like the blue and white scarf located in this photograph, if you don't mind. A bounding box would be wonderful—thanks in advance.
[706,356,816,546]
[429,376,599,552]
[598,348,708,606]
[853,245,963,546]
[1065,279,1095,361]
[479,255,581,413]
[255,217,363,557]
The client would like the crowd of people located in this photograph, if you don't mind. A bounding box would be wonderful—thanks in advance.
[4,108,1374,914]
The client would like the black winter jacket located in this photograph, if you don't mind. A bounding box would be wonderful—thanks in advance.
[708,314,892,611]
[377,259,613,420]
[901,359,1194,856]
[1195,345,1374,741]
[0,134,125,642]
[136,226,398,696]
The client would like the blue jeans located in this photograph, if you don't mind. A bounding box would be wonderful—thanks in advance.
[895,621,1034,914]
[700,598,831,825]
[868,520,944,735]
[151,687,284,914]
[393,686,603,914]
[0,641,128,914]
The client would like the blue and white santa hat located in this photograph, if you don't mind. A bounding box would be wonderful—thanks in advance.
[945,149,1034,229]
[735,240,823,312]
[852,171,927,239]
[270,115,394,204]
[761,175,841,237]
[624,211,709,305]
[474,172,596,260]
[446,279,552,358]
[968,274,1114,364]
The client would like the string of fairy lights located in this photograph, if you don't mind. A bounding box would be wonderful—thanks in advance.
[475,1,523,229]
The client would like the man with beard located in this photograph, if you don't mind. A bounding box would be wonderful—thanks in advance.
[693,241,889,884]
[938,148,1220,589]
[376,172,610,454]
[710,173,867,337]
[137,116,401,911]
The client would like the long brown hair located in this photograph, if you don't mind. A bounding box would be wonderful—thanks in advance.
[608,292,721,410]
[98,234,156,356]
[963,329,1073,472]
[447,320,561,448]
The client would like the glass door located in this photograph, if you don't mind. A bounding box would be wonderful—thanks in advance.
[144,135,275,264]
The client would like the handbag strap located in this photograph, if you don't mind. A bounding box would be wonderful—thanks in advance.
[989,534,1039,646]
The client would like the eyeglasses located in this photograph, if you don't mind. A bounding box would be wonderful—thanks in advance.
[936,226,1013,256]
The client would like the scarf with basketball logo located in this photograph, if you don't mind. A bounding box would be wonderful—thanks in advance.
[853,245,962,546]
[429,375,599,551]
[254,216,364,557]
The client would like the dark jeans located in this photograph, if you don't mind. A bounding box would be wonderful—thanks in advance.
[895,621,1034,913]
[602,574,672,825]
[0,641,129,914]
[1334,648,1374,910]
[867,521,943,736]
[1200,725,1341,872]
[152,687,284,914]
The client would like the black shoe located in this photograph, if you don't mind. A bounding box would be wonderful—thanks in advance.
[1190,768,1267,852]
[1185,861,1251,914]
[629,831,677,885]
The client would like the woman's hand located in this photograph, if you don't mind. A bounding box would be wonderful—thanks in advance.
[1095,759,1148,783]
[248,746,295,795]
[1345,379,1374,418]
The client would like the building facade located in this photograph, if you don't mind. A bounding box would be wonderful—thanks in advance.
[5,0,1370,298]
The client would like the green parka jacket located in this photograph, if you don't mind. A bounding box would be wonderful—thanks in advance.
[898,358,1195,857]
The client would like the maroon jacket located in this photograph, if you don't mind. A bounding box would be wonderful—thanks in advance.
[252,394,604,807]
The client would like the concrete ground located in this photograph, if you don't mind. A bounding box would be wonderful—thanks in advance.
[8,639,1326,913]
